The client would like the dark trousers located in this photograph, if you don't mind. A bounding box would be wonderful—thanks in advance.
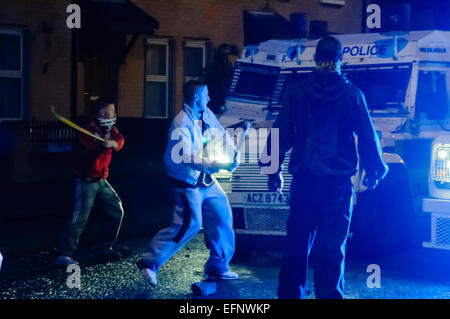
[57,178,124,257]
[278,173,353,299]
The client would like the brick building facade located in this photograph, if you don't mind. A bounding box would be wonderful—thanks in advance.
[0,0,72,120]
[0,0,363,183]
[120,0,363,118]
[1,0,363,123]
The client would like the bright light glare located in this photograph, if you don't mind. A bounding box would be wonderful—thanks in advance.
[207,143,232,164]
[438,149,448,160]
[215,153,232,164]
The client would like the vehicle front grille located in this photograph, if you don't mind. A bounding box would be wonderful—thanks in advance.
[232,152,293,192]
[243,207,289,234]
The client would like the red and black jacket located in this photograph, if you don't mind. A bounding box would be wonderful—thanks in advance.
[74,121,124,181]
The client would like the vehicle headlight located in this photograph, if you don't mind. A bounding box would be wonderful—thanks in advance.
[438,149,448,160]
[431,144,450,184]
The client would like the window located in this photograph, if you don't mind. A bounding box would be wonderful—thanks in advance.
[184,40,208,82]
[342,64,412,111]
[416,70,449,119]
[144,38,171,118]
[0,28,23,120]
[228,62,279,101]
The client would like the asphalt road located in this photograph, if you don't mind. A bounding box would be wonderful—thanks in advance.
[1,232,450,299]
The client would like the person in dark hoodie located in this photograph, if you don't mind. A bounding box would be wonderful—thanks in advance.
[263,36,389,299]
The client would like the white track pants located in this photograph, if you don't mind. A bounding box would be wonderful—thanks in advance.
[141,182,235,275]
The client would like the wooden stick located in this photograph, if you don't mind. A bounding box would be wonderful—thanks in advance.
[50,106,105,142]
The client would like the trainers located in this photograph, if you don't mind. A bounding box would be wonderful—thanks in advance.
[140,268,158,286]
[97,248,122,262]
[205,271,239,281]
[136,260,157,286]
[53,255,79,267]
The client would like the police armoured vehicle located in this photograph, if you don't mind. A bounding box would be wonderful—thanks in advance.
[215,30,450,252]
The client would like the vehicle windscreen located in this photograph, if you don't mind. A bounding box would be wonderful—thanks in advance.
[228,62,279,101]
[266,69,312,120]
[342,64,412,112]
[415,70,449,120]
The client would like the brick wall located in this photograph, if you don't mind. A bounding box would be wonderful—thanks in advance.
[0,0,72,120]
[0,0,72,182]
[0,0,362,120]
[119,0,363,117]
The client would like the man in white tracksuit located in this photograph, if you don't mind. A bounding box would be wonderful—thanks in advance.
[136,80,239,286]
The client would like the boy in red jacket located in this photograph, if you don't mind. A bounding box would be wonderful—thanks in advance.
[54,99,126,266]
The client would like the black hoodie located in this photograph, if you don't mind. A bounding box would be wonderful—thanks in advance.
[272,70,388,179]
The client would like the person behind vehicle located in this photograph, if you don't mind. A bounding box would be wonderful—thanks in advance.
[53,98,128,266]
[136,80,239,286]
[263,36,389,298]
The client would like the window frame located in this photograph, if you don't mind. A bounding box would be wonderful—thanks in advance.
[184,39,207,83]
[144,37,170,119]
[0,27,24,121]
